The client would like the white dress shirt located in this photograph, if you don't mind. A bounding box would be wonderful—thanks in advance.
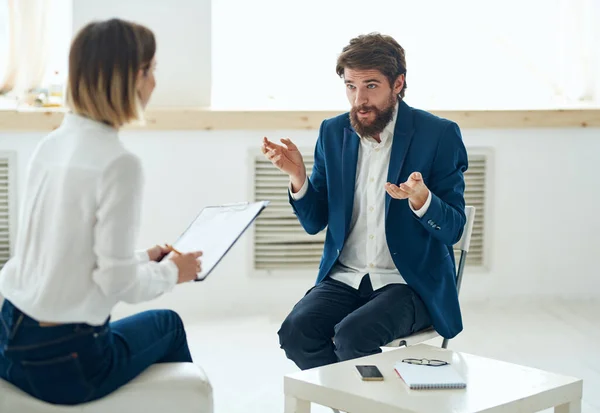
[0,113,178,325]
[291,104,432,290]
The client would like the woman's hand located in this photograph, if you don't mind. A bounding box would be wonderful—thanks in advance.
[171,251,203,283]
[146,244,172,262]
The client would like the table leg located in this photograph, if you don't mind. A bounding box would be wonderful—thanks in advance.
[285,395,311,413]
[555,399,582,413]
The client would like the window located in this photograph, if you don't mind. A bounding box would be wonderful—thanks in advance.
[212,0,598,110]
[40,0,72,91]
[2,0,598,110]
[0,0,71,97]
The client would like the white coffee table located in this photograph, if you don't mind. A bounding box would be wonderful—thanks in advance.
[284,343,582,413]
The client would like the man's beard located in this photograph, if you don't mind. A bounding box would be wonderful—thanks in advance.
[350,94,397,137]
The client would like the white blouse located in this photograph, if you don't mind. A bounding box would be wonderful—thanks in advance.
[0,113,178,325]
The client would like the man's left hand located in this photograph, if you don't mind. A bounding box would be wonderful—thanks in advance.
[146,244,172,262]
[385,172,430,210]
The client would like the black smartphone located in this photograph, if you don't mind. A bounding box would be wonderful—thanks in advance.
[355,365,384,381]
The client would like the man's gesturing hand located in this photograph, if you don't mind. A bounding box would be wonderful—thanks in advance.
[385,172,430,210]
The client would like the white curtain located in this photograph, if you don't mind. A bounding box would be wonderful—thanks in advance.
[0,0,18,93]
[0,0,51,95]
[13,0,51,94]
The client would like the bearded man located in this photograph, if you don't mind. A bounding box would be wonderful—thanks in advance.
[262,32,469,369]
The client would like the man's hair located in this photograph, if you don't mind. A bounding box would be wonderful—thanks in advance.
[336,33,407,98]
[66,18,156,127]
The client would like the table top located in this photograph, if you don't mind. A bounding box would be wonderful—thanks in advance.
[284,344,582,413]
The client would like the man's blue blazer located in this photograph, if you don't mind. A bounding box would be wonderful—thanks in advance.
[289,100,469,339]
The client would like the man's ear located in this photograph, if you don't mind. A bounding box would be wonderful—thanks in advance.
[393,74,405,95]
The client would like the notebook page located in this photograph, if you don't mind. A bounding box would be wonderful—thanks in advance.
[394,362,466,390]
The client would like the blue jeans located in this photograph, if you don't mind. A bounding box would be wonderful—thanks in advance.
[278,275,431,370]
[0,300,192,405]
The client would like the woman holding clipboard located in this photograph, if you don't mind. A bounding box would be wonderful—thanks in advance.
[0,19,202,405]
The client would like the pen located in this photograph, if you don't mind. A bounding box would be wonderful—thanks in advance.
[165,244,182,255]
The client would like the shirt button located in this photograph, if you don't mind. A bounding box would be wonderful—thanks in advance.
[375,148,380,152]
[369,234,374,239]
[369,206,374,212]
[370,177,374,183]
[369,263,374,268]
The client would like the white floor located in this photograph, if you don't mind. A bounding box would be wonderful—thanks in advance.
[184,299,600,413]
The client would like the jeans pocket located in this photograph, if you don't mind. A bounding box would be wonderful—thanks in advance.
[21,353,95,405]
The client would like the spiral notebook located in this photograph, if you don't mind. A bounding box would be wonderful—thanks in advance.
[394,362,466,390]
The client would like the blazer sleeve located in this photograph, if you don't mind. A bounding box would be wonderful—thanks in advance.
[415,121,468,245]
[289,120,329,235]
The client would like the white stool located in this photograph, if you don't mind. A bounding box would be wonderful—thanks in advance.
[0,363,213,413]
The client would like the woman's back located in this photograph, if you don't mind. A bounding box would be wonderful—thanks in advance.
[0,113,148,325]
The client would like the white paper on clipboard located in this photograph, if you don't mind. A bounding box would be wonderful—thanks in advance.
[171,200,269,281]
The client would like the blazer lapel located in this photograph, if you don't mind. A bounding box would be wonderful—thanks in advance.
[385,100,415,220]
[342,126,360,236]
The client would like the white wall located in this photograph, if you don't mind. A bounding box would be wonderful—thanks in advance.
[1,126,599,321]
[72,0,211,107]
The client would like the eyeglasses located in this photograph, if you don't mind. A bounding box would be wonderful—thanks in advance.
[402,358,449,367]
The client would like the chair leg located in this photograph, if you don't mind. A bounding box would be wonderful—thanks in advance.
[441,338,449,349]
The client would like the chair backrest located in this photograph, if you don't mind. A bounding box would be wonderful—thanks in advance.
[454,206,476,293]
[455,206,476,252]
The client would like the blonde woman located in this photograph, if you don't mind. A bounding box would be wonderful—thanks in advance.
[0,19,202,405]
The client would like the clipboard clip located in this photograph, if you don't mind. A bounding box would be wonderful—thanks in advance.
[219,201,250,211]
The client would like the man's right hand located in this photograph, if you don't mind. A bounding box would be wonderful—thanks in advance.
[262,137,306,190]
[170,251,203,284]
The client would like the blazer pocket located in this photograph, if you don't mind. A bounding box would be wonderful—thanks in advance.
[427,252,451,281]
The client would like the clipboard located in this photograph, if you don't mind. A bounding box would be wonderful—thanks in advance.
[163,200,269,281]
